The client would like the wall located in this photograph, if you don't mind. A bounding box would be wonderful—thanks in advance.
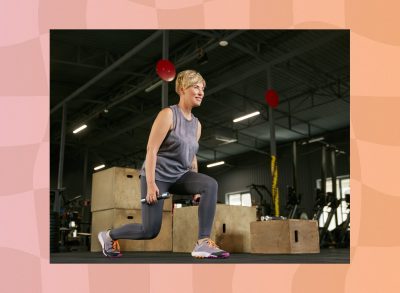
[51,128,350,219]
[203,128,350,218]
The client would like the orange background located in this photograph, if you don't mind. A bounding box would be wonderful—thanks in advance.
[1,0,399,292]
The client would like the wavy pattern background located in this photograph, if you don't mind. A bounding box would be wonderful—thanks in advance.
[1,0,399,292]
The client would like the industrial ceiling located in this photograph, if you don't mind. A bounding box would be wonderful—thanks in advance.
[50,30,349,171]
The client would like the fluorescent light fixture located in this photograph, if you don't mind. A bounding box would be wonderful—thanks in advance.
[308,137,325,143]
[301,136,325,145]
[145,80,163,93]
[207,161,225,168]
[94,164,105,171]
[215,135,237,144]
[73,124,87,134]
[233,111,260,123]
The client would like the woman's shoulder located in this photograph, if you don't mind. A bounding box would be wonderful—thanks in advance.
[155,107,173,129]
[158,107,173,119]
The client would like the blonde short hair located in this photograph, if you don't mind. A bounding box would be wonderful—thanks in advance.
[175,70,206,95]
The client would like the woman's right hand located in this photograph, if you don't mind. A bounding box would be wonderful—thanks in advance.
[146,182,159,204]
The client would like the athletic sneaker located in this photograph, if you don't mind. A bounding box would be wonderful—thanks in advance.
[191,238,230,259]
[98,230,122,257]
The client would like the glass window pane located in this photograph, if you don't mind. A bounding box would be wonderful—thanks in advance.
[229,194,241,206]
[341,178,350,199]
[242,193,252,207]
[326,180,332,193]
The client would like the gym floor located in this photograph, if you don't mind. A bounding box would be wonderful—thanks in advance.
[50,248,349,264]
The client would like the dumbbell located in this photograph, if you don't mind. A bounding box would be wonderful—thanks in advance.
[141,192,171,204]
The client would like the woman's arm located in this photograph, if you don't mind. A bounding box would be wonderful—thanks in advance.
[145,107,173,203]
[192,121,202,202]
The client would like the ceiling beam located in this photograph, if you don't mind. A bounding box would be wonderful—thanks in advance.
[206,32,342,96]
[51,31,163,114]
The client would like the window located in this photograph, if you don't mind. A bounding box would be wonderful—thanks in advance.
[226,191,252,207]
[316,175,350,231]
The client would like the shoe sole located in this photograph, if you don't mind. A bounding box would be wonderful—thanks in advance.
[191,252,230,259]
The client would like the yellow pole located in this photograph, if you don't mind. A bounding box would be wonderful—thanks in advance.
[271,155,280,216]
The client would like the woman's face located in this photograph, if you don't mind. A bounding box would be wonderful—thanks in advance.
[182,82,205,107]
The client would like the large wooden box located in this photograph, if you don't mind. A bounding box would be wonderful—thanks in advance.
[250,220,320,254]
[91,208,172,252]
[173,204,257,253]
[91,167,171,212]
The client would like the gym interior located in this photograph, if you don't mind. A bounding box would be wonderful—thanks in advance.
[50,29,350,263]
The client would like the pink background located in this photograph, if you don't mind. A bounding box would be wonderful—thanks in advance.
[1,0,399,292]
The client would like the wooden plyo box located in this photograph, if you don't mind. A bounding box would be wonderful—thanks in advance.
[173,204,257,253]
[250,220,320,254]
[91,167,172,212]
[91,208,172,252]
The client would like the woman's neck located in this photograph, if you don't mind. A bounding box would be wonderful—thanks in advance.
[178,101,192,119]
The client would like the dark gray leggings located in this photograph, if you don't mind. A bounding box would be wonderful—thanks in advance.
[109,171,218,240]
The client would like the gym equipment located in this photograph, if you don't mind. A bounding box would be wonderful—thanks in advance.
[141,192,172,203]
[156,59,176,81]
[92,167,172,211]
[336,193,350,248]
[265,75,280,217]
[260,215,287,221]
[319,191,340,247]
[51,187,91,252]
[250,219,320,254]
[309,143,349,247]
[299,212,309,220]
[50,188,66,253]
[286,186,301,219]
[50,210,59,253]
[286,141,305,219]
[312,188,326,221]
[247,184,272,220]
[173,205,257,253]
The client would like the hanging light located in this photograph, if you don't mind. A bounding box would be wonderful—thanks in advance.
[73,124,87,134]
[94,164,105,171]
[219,40,229,47]
[207,161,225,168]
[233,111,260,123]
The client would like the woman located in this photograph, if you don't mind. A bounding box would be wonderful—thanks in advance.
[98,70,230,259]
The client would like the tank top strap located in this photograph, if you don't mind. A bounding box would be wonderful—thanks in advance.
[170,105,178,130]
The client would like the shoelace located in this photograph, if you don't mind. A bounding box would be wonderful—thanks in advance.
[205,239,219,249]
[112,240,121,252]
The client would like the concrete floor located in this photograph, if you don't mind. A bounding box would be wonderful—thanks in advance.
[51,248,349,264]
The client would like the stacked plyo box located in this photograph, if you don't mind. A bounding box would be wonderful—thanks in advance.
[90,167,172,252]
[173,204,257,253]
[250,219,320,254]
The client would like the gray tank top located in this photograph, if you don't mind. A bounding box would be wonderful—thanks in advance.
[140,104,199,182]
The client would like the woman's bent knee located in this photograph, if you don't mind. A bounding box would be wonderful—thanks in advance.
[205,176,218,191]
[143,227,161,239]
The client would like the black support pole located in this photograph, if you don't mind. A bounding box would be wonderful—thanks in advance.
[321,145,327,196]
[292,141,297,194]
[57,104,67,190]
[162,30,169,109]
[330,148,339,227]
[267,67,279,216]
